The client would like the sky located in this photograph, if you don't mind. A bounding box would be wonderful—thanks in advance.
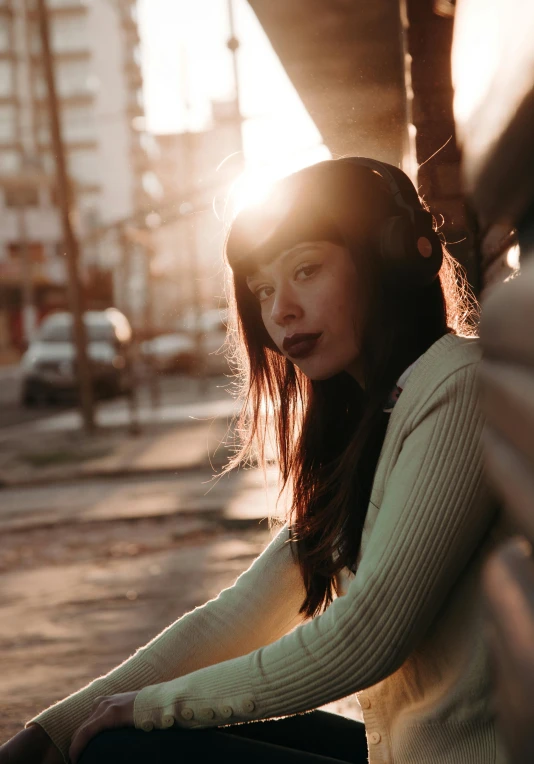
[137,0,330,181]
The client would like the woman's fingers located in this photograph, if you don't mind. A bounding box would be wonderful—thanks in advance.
[68,692,137,764]
[69,711,112,764]
[91,696,105,712]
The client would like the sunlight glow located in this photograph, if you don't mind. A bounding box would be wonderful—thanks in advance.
[231,167,277,215]
[228,143,332,218]
[452,0,500,131]
[506,244,521,271]
[453,0,534,147]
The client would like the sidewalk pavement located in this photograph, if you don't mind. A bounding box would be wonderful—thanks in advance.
[0,384,242,488]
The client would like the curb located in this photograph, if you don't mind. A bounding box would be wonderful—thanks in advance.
[0,506,270,535]
[0,460,232,491]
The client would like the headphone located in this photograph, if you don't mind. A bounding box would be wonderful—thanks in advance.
[342,157,443,287]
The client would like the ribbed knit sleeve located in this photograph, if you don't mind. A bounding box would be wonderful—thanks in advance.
[133,359,496,731]
[27,524,306,761]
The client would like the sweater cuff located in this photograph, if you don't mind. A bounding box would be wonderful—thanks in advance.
[134,655,257,732]
[26,660,159,762]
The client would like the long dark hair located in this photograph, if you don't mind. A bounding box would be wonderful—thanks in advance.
[223,160,479,618]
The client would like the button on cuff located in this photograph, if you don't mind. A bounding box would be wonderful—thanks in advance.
[220,705,233,719]
[200,707,215,720]
[369,732,381,745]
[242,698,255,713]
[180,707,194,721]
[162,714,174,728]
[140,721,153,732]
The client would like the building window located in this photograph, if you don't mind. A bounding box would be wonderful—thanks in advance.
[5,187,40,207]
[48,0,89,7]
[8,242,45,262]
[0,60,12,98]
[0,105,16,144]
[51,15,89,53]
[68,148,98,185]
[0,20,10,53]
[62,105,96,142]
[37,122,50,145]
[0,151,20,174]
[58,59,92,97]
[40,151,55,175]
[35,60,93,100]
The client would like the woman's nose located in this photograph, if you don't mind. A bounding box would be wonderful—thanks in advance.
[270,286,302,327]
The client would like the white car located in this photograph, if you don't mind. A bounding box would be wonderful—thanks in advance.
[20,309,133,406]
[140,332,196,374]
[142,309,230,377]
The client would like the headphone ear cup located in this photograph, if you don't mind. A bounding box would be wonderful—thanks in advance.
[379,216,411,262]
[379,214,443,287]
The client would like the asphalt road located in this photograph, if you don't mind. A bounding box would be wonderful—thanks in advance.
[0,465,283,535]
[0,369,224,430]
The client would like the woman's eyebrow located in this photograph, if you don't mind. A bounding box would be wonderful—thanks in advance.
[246,243,322,285]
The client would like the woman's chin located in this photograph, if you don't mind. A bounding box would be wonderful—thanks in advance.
[294,357,345,381]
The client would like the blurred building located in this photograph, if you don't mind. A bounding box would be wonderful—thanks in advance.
[0,0,158,355]
[146,99,243,332]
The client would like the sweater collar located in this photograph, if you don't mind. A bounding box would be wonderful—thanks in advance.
[382,332,462,414]
[383,357,422,413]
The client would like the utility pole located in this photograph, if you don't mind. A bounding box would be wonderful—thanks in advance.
[18,1,39,347]
[184,139,207,394]
[227,0,242,122]
[179,44,206,392]
[118,227,141,435]
[17,189,36,347]
[227,0,244,166]
[143,241,160,409]
[36,0,95,433]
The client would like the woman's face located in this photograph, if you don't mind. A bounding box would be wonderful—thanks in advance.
[246,240,365,383]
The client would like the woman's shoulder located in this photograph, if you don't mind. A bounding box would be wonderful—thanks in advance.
[431,331,481,363]
[399,333,481,414]
[421,332,481,381]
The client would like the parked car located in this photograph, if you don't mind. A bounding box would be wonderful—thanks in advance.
[20,309,134,406]
[140,332,196,374]
[179,308,229,375]
[142,309,229,377]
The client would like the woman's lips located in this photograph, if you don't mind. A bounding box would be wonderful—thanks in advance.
[283,332,322,359]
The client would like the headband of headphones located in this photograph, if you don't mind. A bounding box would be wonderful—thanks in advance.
[340,157,443,286]
[227,157,443,288]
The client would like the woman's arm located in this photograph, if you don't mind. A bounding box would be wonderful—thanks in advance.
[131,359,498,730]
[26,523,306,762]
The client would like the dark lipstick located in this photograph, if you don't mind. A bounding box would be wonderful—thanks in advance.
[282,332,322,359]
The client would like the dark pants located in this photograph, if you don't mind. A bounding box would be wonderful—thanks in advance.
[79,710,368,763]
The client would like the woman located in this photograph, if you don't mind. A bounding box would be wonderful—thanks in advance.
[1,158,507,764]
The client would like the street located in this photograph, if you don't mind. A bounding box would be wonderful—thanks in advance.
[0,463,284,739]
[0,373,361,743]
[0,365,221,430]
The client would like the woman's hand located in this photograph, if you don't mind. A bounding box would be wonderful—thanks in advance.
[0,724,63,764]
[69,692,138,764]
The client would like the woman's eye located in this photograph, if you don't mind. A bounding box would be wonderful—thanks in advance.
[254,285,273,301]
[295,264,320,280]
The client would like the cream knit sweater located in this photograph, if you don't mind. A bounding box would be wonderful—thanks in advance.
[29,332,510,763]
